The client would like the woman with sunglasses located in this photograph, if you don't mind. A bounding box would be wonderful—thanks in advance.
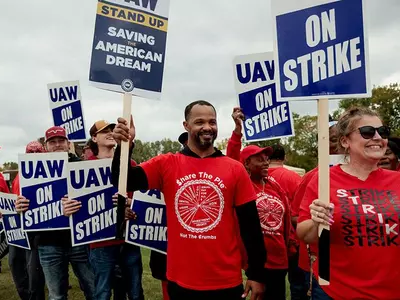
[227,107,293,300]
[297,107,400,299]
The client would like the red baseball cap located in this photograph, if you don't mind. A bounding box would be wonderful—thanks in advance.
[240,145,273,163]
[26,141,45,153]
[45,126,67,142]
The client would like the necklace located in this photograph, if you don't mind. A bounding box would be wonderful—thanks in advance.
[252,180,266,194]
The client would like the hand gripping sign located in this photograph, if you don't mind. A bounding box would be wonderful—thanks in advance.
[125,189,167,254]
[48,81,87,142]
[271,0,370,285]
[68,159,118,247]
[0,192,30,250]
[233,52,295,142]
[18,152,70,231]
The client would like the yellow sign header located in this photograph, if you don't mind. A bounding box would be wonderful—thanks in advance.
[97,2,168,32]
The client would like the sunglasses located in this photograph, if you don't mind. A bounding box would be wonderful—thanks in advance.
[357,126,390,139]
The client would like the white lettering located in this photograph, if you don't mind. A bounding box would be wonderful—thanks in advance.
[362,204,375,214]
[386,223,398,235]
[283,59,298,91]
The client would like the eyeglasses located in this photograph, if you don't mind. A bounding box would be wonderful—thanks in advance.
[357,126,390,140]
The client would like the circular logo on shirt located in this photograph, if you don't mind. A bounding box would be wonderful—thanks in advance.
[256,193,284,231]
[175,179,224,233]
[121,79,134,92]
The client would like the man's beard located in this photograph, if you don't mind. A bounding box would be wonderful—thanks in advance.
[194,131,217,149]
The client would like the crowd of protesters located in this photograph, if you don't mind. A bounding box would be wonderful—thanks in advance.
[0,101,399,300]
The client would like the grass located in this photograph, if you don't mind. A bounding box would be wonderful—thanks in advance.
[0,248,290,299]
[0,248,162,300]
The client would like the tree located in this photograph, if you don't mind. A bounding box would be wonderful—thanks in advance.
[332,83,400,135]
[2,162,18,170]
[214,113,318,171]
[285,113,318,171]
[132,138,182,163]
[252,114,318,171]
[251,138,282,148]
[160,139,182,154]
[215,138,229,151]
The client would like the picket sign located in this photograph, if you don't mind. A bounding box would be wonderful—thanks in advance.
[272,0,370,285]
[116,93,133,239]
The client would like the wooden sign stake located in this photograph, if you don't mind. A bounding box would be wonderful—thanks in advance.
[116,92,132,238]
[318,98,330,285]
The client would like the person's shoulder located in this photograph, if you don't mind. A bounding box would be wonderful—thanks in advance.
[281,166,302,177]
[267,175,284,192]
[143,152,176,164]
[221,155,245,167]
[302,167,318,180]
[160,152,177,159]
[269,166,290,176]
[379,168,400,179]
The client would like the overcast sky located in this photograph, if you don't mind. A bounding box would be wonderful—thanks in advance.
[1,0,399,165]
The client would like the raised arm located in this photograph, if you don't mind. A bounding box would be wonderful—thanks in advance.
[111,116,149,191]
[226,107,244,161]
[112,146,149,191]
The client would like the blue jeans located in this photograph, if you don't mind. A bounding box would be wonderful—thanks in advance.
[304,271,332,300]
[38,245,95,300]
[89,244,144,300]
[288,252,308,300]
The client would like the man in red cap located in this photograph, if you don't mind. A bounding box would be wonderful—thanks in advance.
[63,120,144,300]
[15,127,95,300]
[81,139,94,161]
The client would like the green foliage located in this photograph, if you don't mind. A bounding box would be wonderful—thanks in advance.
[285,113,318,171]
[250,138,282,148]
[132,138,182,163]
[332,83,400,135]
[2,162,18,170]
[215,138,229,150]
[130,83,400,172]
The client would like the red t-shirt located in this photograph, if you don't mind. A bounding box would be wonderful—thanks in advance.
[292,168,318,271]
[268,166,302,255]
[226,131,241,162]
[89,155,136,249]
[140,152,257,290]
[0,173,10,193]
[299,165,400,299]
[253,178,291,269]
[268,166,301,205]
[11,173,19,195]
